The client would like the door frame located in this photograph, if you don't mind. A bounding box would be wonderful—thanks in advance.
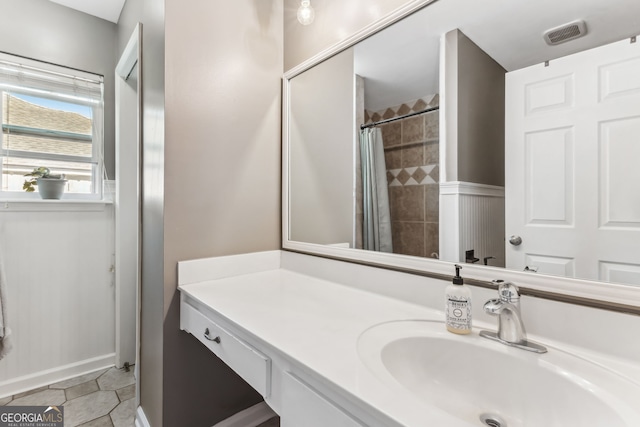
[115,23,142,394]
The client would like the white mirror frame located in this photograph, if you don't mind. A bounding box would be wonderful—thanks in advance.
[281,0,640,313]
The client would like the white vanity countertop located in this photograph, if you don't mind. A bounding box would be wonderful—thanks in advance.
[179,267,468,426]
[178,251,640,427]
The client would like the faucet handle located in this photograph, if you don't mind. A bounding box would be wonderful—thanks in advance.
[492,280,520,303]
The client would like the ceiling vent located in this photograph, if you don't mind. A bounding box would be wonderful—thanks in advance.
[544,20,587,45]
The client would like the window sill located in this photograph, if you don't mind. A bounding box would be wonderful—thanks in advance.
[0,198,113,212]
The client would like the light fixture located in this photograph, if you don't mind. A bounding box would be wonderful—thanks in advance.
[297,0,315,26]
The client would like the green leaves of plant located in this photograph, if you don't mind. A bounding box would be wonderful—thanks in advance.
[22,167,64,192]
[23,179,37,192]
[24,166,51,178]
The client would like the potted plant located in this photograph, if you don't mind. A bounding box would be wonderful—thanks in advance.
[23,167,68,199]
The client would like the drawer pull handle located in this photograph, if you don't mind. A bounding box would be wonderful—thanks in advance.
[204,328,221,344]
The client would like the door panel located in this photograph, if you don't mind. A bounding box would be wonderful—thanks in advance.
[599,117,640,228]
[525,254,575,277]
[525,127,574,225]
[506,37,640,284]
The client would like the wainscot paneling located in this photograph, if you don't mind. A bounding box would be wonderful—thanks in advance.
[0,202,115,397]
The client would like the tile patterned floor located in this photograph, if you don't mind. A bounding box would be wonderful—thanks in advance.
[0,367,135,427]
[0,367,281,427]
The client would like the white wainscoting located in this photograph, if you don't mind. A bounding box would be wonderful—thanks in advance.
[440,182,505,267]
[0,201,116,397]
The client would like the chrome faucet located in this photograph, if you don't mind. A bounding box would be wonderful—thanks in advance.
[479,280,547,353]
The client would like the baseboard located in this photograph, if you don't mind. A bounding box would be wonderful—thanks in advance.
[0,353,115,399]
[212,402,277,427]
[135,406,150,427]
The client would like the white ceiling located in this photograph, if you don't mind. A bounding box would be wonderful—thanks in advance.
[355,0,640,111]
[48,0,126,24]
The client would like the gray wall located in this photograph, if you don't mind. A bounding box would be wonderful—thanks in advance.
[162,0,282,425]
[117,0,143,57]
[456,30,505,186]
[134,0,283,425]
[442,29,505,186]
[290,48,355,246]
[138,0,165,424]
[0,0,118,179]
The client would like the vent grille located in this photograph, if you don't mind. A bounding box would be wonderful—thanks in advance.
[544,20,587,45]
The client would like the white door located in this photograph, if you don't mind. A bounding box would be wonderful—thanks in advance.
[505,37,640,285]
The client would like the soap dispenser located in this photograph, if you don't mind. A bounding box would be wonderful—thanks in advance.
[445,264,472,334]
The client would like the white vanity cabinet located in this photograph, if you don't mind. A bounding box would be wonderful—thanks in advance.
[179,292,372,427]
[279,372,366,427]
[180,297,271,397]
[177,251,640,427]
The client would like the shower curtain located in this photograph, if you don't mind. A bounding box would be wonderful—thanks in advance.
[360,127,393,252]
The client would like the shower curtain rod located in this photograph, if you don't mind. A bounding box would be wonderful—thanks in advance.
[360,105,439,129]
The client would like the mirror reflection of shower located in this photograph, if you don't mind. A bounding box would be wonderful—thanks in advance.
[356,80,440,259]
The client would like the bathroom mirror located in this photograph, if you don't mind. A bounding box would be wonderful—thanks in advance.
[283,0,640,308]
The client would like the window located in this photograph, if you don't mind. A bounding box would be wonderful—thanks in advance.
[0,53,104,199]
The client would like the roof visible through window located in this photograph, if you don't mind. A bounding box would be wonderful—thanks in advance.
[11,93,92,119]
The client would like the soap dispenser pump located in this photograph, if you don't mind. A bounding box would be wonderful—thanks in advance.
[445,264,472,334]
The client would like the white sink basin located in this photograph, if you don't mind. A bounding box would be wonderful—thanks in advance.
[357,320,640,427]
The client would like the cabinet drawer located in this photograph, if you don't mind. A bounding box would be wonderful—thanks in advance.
[181,300,271,397]
[281,372,365,427]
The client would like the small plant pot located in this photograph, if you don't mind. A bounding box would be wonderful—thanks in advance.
[37,178,68,200]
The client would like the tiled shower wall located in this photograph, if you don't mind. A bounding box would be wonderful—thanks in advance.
[365,95,440,258]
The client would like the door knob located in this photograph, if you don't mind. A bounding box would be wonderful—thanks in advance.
[509,235,522,246]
